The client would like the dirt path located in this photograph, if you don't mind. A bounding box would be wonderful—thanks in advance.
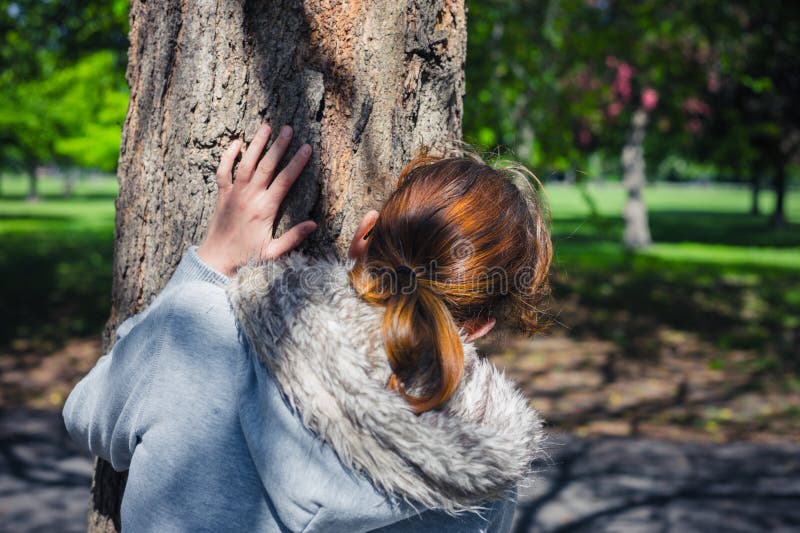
[2,327,799,531]
[483,330,800,444]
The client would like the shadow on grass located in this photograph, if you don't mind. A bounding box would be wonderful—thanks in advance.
[553,211,800,248]
[551,215,800,370]
[0,229,113,348]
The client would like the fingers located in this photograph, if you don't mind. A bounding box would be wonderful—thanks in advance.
[348,210,379,260]
[265,220,317,259]
[235,124,271,186]
[216,139,242,192]
[265,144,311,203]
[251,125,294,189]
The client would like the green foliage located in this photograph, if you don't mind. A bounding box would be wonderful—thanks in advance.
[0,0,129,83]
[50,54,129,171]
[0,51,128,172]
[465,0,800,185]
[0,1,129,173]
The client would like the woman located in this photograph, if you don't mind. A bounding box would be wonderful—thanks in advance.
[64,122,552,532]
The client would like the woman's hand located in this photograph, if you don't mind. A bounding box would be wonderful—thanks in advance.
[197,124,317,276]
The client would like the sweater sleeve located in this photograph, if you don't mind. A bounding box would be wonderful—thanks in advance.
[62,245,230,470]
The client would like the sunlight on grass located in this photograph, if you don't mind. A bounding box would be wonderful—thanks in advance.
[546,182,799,221]
[0,173,118,198]
[644,243,800,270]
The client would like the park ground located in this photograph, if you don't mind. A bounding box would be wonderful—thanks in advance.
[2,174,797,443]
[1,174,799,531]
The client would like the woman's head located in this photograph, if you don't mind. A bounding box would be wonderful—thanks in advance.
[349,154,552,414]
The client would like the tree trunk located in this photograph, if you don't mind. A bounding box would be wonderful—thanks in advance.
[621,109,652,250]
[63,168,77,198]
[89,0,466,530]
[26,163,38,201]
[771,163,787,228]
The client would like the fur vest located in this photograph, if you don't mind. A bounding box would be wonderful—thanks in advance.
[226,252,545,514]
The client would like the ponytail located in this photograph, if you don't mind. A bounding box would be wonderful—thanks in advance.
[381,286,464,414]
[349,153,552,414]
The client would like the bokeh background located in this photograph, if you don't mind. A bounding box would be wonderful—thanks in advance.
[1,0,798,531]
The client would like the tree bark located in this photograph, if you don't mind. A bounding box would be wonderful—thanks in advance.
[621,109,652,250]
[89,0,466,530]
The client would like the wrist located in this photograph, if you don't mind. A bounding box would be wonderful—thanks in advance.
[196,243,235,277]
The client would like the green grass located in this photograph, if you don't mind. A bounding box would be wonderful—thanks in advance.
[0,174,117,345]
[0,172,119,199]
[0,173,798,369]
[544,183,799,368]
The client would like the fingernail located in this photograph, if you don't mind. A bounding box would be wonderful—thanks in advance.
[281,125,292,139]
[300,144,311,156]
[260,124,270,135]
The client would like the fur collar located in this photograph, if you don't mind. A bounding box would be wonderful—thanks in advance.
[226,252,545,514]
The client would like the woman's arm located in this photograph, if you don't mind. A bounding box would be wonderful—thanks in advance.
[63,123,315,468]
[61,248,232,470]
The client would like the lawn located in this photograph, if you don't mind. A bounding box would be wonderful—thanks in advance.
[544,182,799,372]
[1,174,798,361]
[0,174,117,346]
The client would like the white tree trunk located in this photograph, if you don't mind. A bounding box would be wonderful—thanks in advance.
[622,109,652,250]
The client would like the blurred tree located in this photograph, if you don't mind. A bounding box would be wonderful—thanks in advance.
[465,0,799,232]
[465,0,714,248]
[699,1,800,227]
[0,0,129,197]
[466,1,710,172]
[50,53,129,173]
[0,52,128,197]
[0,0,128,81]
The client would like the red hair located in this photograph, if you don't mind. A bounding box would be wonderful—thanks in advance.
[349,154,552,413]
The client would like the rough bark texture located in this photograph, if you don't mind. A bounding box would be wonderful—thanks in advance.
[621,109,652,250]
[90,0,466,530]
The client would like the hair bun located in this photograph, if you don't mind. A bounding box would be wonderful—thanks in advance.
[395,265,418,294]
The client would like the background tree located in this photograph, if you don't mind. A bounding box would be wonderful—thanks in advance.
[465,0,799,242]
[0,51,128,197]
[90,0,466,530]
[465,0,713,247]
[700,0,800,227]
[0,0,129,198]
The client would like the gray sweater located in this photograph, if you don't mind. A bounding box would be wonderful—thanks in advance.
[64,246,544,532]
